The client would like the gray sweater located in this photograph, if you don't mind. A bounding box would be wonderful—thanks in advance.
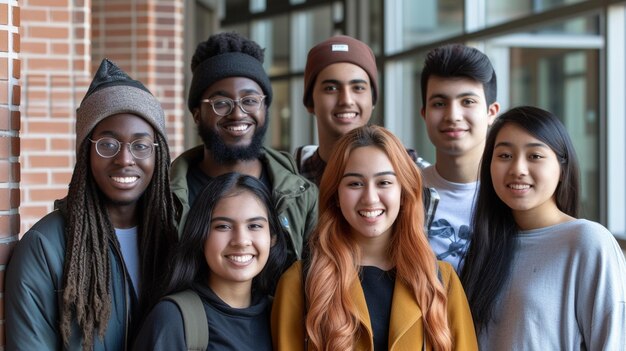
[478,219,626,351]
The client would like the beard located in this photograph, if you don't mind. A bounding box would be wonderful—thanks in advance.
[198,120,268,164]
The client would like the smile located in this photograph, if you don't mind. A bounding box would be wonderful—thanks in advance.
[226,254,253,263]
[111,176,138,184]
[508,184,531,190]
[225,124,251,132]
[335,112,357,119]
[359,209,384,218]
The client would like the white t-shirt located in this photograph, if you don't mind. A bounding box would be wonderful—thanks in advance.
[115,226,140,295]
[421,165,478,272]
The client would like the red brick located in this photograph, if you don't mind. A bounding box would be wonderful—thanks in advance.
[0,84,6,104]
[0,241,17,265]
[29,187,67,202]
[50,10,70,22]
[28,58,69,71]
[51,43,69,54]
[0,137,10,158]
[13,5,19,27]
[0,57,8,80]
[0,29,7,52]
[21,42,47,55]
[0,107,8,130]
[27,121,71,134]
[11,110,19,130]
[0,213,20,238]
[12,58,19,79]
[21,137,46,152]
[11,188,19,208]
[29,26,69,40]
[28,0,69,7]
[51,171,72,184]
[51,138,72,150]
[12,32,18,52]
[11,84,19,106]
[21,9,47,22]
[0,4,7,25]
[0,270,4,291]
[29,155,71,168]
[19,204,48,219]
[0,161,8,182]
[20,171,47,185]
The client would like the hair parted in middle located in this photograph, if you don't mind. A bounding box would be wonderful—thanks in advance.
[304,124,452,350]
[461,105,580,331]
[161,172,292,297]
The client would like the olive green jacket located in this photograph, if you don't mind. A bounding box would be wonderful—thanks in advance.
[170,145,318,259]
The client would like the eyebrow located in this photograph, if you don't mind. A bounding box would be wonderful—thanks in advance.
[494,141,549,149]
[321,78,369,86]
[427,91,480,101]
[211,216,268,223]
[208,89,261,98]
[342,171,396,179]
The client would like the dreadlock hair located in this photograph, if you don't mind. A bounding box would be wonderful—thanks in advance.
[305,125,452,350]
[59,131,177,350]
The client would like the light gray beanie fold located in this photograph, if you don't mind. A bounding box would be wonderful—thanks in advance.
[75,85,166,154]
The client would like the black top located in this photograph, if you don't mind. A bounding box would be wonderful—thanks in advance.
[360,266,395,351]
[133,283,272,351]
[187,162,272,206]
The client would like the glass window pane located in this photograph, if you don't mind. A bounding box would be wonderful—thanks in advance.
[266,79,291,151]
[486,0,589,26]
[385,0,463,54]
[291,6,335,72]
[251,16,290,76]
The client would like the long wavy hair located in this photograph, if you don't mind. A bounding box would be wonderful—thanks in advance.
[59,131,177,350]
[461,106,580,332]
[305,125,452,350]
[162,172,292,297]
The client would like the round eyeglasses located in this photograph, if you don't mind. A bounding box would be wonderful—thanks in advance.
[89,137,158,160]
[201,95,266,116]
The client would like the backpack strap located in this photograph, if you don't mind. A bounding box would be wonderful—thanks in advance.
[164,290,209,351]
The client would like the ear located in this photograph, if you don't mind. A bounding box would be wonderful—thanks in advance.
[306,104,315,114]
[192,108,201,125]
[420,107,426,120]
[487,102,500,126]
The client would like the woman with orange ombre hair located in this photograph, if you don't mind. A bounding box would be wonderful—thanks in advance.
[271,125,477,350]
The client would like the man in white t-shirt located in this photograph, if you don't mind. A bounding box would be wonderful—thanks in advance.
[420,44,500,271]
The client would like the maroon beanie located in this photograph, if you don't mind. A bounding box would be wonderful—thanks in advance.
[303,35,378,109]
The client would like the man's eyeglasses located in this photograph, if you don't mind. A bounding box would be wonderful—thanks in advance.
[201,95,266,116]
[89,137,158,160]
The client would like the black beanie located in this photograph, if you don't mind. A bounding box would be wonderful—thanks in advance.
[76,58,166,155]
[187,43,273,112]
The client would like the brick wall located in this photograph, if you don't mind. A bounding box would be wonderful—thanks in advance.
[0,0,20,347]
[19,0,184,233]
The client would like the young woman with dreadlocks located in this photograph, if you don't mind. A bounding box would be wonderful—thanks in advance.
[5,58,178,351]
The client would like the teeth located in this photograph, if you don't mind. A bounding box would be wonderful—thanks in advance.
[359,210,383,218]
[335,113,357,119]
[227,125,249,132]
[509,184,530,190]
[111,176,138,184]
[227,254,253,263]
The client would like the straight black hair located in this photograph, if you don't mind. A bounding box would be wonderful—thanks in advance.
[162,172,292,297]
[461,105,580,331]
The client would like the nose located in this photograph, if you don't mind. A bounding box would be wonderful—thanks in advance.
[228,101,248,119]
[360,183,379,205]
[229,227,252,247]
[337,87,355,106]
[444,103,462,122]
[114,143,135,166]
[509,156,528,177]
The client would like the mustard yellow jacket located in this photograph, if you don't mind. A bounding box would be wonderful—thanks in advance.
[271,261,478,350]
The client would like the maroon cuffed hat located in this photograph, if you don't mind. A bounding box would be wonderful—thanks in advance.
[303,35,378,109]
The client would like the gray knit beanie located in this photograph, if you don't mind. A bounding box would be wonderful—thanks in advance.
[75,58,166,155]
